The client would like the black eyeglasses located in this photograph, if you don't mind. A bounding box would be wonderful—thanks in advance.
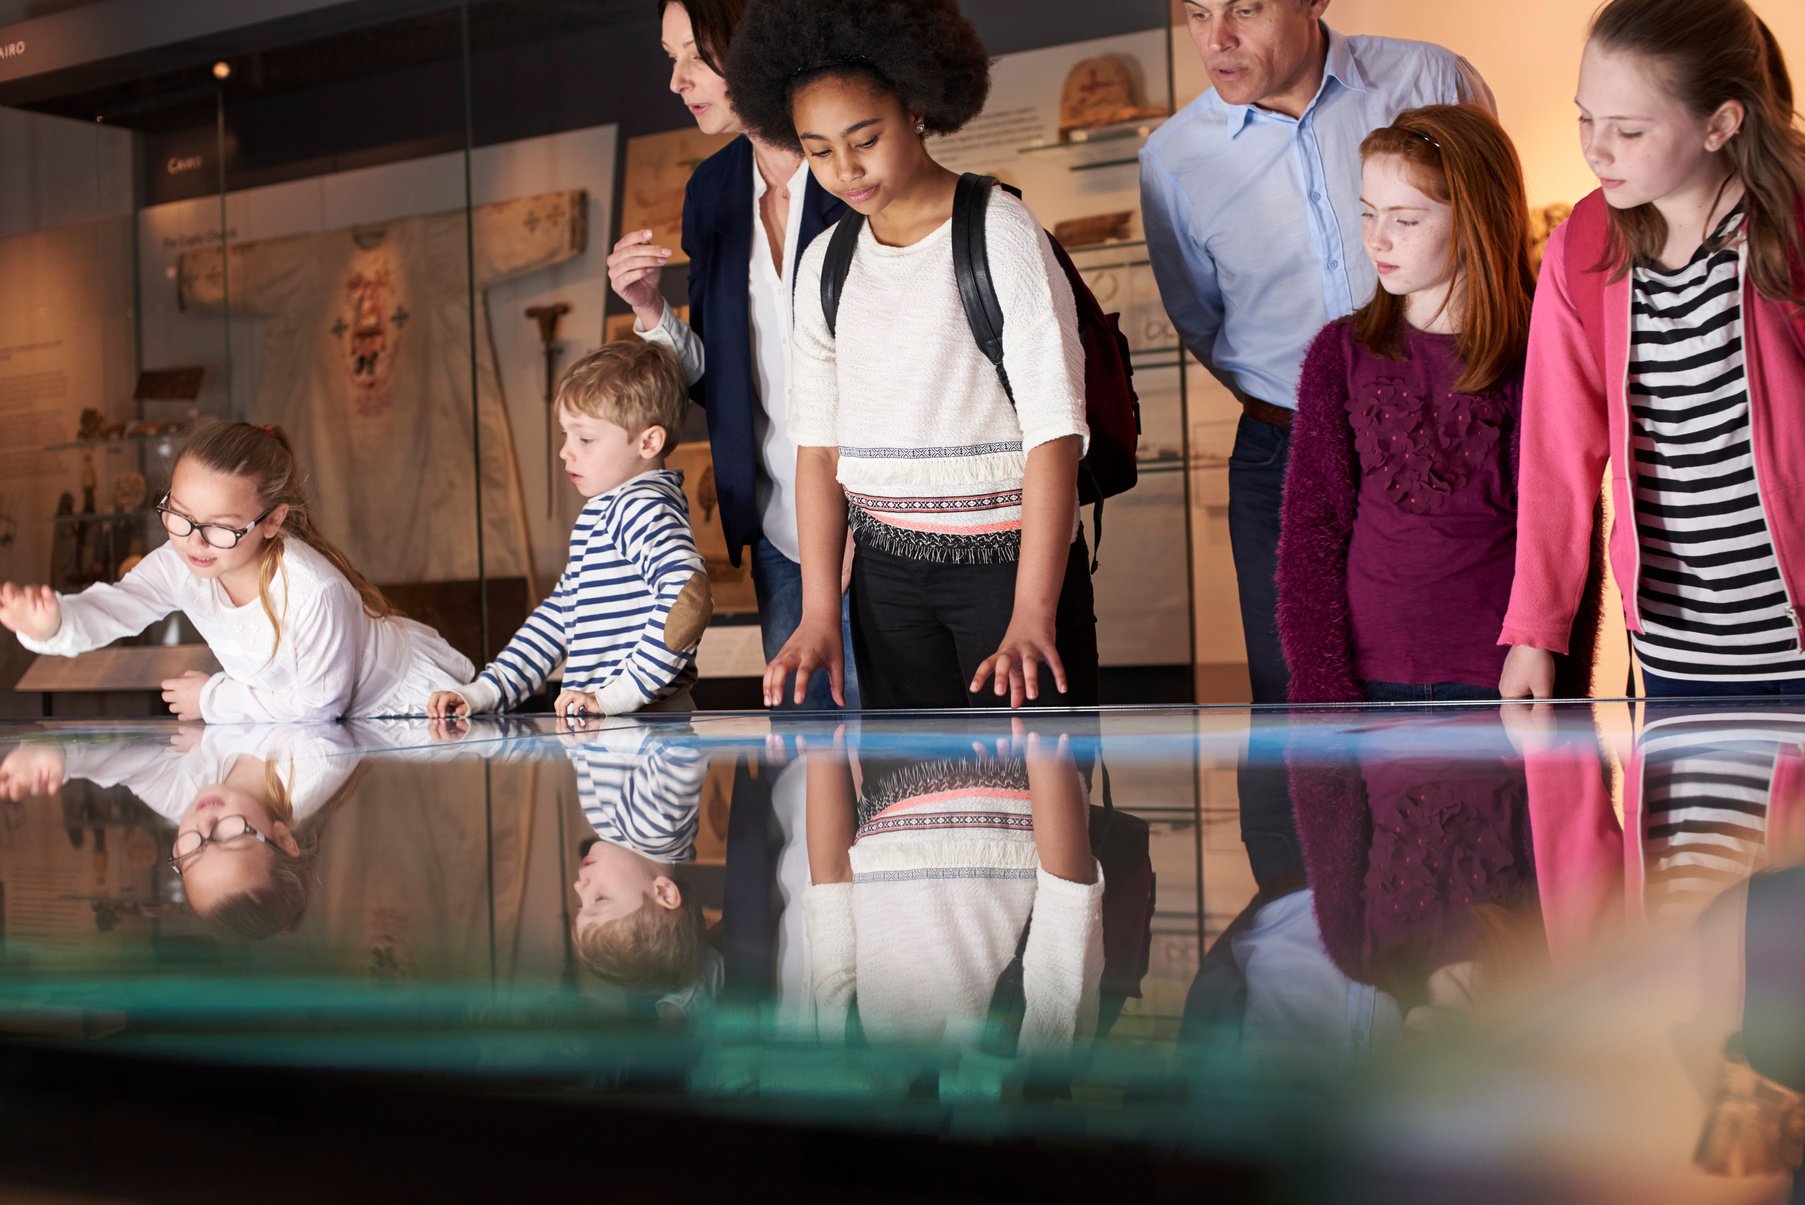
[156,496,276,550]
[168,814,273,875]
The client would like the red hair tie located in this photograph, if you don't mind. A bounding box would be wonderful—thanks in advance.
[259,424,276,436]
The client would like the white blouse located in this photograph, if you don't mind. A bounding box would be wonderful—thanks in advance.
[18,541,470,722]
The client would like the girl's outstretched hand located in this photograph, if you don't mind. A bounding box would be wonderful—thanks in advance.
[0,744,65,801]
[764,618,845,708]
[1499,645,1556,700]
[0,582,60,642]
[973,614,1067,709]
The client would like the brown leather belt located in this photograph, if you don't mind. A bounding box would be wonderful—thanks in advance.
[1241,397,1293,430]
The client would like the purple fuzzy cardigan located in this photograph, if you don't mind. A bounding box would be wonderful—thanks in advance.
[1276,321,1524,702]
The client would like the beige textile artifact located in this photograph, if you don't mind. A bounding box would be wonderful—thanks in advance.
[1058,56,1166,142]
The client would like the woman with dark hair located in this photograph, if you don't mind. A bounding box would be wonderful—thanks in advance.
[732,0,1098,711]
[606,0,856,710]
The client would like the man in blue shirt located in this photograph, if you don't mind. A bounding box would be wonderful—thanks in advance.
[1142,0,1491,703]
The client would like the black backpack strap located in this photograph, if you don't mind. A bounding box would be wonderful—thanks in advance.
[952,172,1013,403]
[819,212,866,339]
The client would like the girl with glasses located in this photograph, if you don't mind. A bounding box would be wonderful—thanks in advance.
[0,422,471,722]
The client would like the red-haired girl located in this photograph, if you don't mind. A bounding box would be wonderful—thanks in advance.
[1279,103,1552,703]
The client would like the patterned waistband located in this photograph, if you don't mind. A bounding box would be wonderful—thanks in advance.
[848,504,1021,565]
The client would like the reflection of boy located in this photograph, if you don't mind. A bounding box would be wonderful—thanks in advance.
[566,723,711,1000]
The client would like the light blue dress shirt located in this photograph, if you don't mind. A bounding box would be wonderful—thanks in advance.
[1140,26,1493,410]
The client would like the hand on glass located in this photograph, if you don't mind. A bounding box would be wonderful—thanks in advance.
[556,689,603,729]
[763,617,845,708]
[0,582,60,642]
[1499,645,1556,701]
[160,671,209,721]
[426,690,469,719]
[971,613,1067,709]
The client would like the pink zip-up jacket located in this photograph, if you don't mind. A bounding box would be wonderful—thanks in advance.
[1500,189,1805,657]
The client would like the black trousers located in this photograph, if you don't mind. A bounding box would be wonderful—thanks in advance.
[848,538,1100,710]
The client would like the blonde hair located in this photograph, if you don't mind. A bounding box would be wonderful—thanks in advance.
[555,341,690,446]
[572,879,704,993]
[174,422,394,659]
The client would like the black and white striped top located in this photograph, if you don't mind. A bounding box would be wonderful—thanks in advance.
[1628,207,1805,682]
[1639,712,1804,921]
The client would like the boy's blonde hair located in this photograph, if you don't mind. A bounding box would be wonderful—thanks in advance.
[555,341,690,446]
[572,882,705,993]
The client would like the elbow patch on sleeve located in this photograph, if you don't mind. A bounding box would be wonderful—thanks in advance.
[661,570,713,652]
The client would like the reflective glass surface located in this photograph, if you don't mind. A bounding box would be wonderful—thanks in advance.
[0,702,1801,1200]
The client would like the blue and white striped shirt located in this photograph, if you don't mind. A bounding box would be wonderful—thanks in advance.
[463,470,703,713]
[569,726,708,863]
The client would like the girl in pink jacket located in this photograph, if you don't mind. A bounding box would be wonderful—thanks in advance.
[1501,0,1805,699]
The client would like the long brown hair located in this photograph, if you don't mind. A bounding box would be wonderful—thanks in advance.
[1588,0,1805,302]
[1352,104,1537,394]
[657,0,744,76]
[174,422,393,658]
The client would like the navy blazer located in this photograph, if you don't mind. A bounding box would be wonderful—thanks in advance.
[681,135,845,567]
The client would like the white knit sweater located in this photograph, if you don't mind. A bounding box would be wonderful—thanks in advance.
[789,189,1088,563]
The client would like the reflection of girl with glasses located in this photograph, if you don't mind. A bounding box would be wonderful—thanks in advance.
[0,722,365,939]
[0,422,470,722]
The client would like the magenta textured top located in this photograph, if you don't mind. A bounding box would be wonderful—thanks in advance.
[1278,320,1523,701]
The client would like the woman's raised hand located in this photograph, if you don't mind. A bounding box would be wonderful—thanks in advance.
[607,228,674,325]
[0,582,61,642]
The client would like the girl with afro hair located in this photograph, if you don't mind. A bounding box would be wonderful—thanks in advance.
[607,1,859,712]
[735,0,1100,711]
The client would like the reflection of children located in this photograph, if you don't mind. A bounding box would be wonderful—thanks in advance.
[1289,710,1543,1031]
[0,724,363,940]
[0,422,472,722]
[802,730,1104,1051]
[565,722,713,1003]
[430,342,711,720]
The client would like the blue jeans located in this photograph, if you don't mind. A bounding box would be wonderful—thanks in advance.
[1228,413,1293,706]
[1363,680,1503,703]
[1641,669,1805,700]
[750,535,860,710]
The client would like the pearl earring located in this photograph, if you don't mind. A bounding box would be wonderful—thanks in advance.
[915,121,925,135]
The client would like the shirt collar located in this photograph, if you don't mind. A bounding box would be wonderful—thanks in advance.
[1221,23,1362,139]
[751,152,809,202]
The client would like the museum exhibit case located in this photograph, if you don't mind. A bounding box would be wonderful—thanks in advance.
[0,700,1797,1200]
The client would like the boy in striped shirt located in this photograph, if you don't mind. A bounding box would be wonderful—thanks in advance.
[427,341,712,718]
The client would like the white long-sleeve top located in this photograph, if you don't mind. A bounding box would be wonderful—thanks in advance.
[789,190,1088,563]
[801,762,1105,1052]
[57,723,362,823]
[17,541,472,722]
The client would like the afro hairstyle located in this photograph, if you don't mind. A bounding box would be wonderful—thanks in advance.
[724,0,992,152]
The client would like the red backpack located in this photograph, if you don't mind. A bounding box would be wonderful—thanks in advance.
[820,172,1141,570]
